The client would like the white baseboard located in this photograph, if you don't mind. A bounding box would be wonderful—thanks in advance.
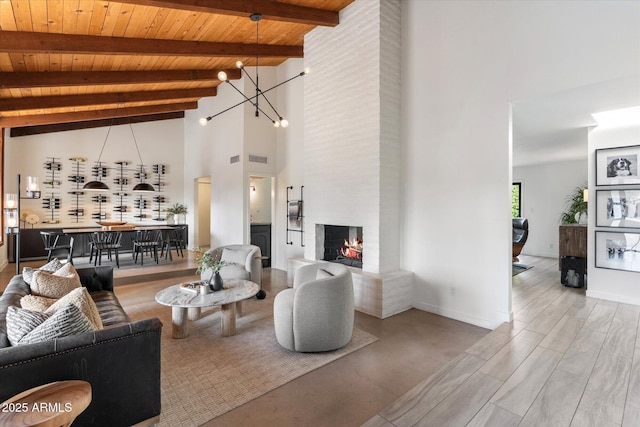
[521,250,557,259]
[586,290,640,307]
[413,301,506,330]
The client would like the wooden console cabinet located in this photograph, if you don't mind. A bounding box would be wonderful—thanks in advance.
[558,224,587,269]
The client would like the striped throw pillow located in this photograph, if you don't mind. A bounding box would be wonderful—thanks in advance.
[6,304,94,346]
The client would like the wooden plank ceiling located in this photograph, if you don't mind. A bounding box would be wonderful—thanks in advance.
[0,0,354,130]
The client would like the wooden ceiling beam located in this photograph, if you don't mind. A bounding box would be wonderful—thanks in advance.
[0,32,303,58]
[113,0,340,27]
[0,69,241,89]
[0,88,217,111]
[10,112,185,138]
[0,102,197,128]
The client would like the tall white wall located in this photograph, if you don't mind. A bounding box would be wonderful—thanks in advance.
[587,123,640,305]
[402,0,640,328]
[274,59,306,270]
[184,83,245,248]
[303,0,402,274]
[184,68,279,248]
[513,157,588,258]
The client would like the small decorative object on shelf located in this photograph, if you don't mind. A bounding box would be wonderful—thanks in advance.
[165,203,187,225]
[195,249,226,291]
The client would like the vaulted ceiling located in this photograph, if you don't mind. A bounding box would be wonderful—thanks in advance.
[0,0,354,133]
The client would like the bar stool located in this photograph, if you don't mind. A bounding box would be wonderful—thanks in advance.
[40,231,74,264]
[160,226,186,260]
[90,231,123,268]
[133,230,161,266]
[0,380,91,427]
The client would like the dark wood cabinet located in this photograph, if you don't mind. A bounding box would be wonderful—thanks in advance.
[250,223,271,267]
[558,224,587,269]
[8,226,188,262]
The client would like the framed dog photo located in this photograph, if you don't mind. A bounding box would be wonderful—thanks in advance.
[596,189,640,228]
[595,145,640,186]
[595,231,640,273]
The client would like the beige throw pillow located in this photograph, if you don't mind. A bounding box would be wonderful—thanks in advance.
[30,263,81,299]
[44,287,103,330]
[20,295,57,312]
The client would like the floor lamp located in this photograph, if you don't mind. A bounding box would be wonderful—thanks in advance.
[4,174,41,274]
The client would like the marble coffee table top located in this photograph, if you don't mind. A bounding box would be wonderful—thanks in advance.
[155,280,259,308]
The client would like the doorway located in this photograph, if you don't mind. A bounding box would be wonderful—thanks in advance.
[249,176,273,267]
[195,176,211,248]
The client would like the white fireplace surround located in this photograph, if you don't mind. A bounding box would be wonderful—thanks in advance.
[288,257,413,319]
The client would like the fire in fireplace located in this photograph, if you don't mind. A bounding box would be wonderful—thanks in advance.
[320,225,363,268]
[340,238,363,261]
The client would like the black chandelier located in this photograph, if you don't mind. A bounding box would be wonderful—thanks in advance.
[199,13,309,128]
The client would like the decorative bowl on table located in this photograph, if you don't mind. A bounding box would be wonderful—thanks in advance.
[96,221,127,226]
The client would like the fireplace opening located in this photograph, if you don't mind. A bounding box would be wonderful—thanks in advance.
[323,225,363,268]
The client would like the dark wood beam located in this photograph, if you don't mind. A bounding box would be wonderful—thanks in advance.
[10,112,185,137]
[113,0,340,27]
[0,88,217,112]
[0,102,197,128]
[0,69,241,89]
[0,31,303,58]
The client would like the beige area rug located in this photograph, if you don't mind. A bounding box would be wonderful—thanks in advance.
[125,291,378,426]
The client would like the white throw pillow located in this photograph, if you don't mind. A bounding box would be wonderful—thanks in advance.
[22,258,64,285]
[221,247,251,266]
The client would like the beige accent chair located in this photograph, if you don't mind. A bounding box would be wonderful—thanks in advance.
[201,245,263,293]
[274,262,354,352]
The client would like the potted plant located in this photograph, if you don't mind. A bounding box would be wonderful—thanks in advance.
[560,186,588,225]
[165,203,188,225]
[195,249,226,291]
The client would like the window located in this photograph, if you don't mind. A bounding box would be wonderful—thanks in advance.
[512,182,521,218]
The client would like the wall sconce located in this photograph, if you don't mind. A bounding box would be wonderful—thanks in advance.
[583,189,589,203]
[4,201,18,234]
[26,176,41,198]
[5,193,17,210]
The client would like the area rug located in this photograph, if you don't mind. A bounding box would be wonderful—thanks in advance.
[512,263,533,276]
[125,292,378,426]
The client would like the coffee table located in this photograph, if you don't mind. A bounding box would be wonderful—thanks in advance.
[155,280,259,339]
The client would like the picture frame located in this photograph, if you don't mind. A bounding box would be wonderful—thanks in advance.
[595,189,640,228]
[595,231,640,273]
[595,145,640,186]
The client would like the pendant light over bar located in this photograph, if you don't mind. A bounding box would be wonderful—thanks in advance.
[199,13,309,128]
[83,104,155,192]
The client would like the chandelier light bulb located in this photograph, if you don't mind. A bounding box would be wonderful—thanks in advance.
[199,117,208,126]
[217,71,228,81]
[236,61,244,69]
[280,119,289,128]
[273,121,280,128]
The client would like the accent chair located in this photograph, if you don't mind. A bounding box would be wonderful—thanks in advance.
[273,262,354,352]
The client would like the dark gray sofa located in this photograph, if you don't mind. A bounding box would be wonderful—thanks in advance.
[0,266,162,427]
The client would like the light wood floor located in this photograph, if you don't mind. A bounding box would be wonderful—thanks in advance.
[364,254,640,427]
